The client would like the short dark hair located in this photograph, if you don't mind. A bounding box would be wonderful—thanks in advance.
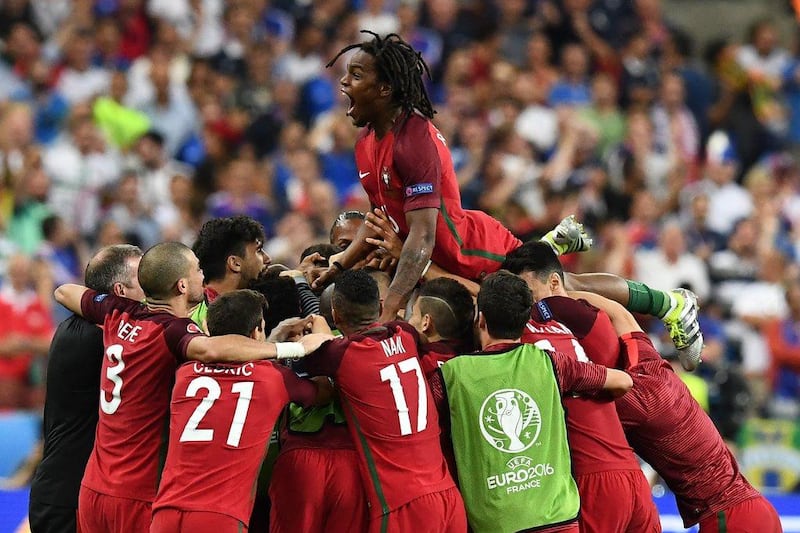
[332,270,380,328]
[417,278,474,341]
[329,210,365,243]
[501,241,564,283]
[249,277,302,334]
[138,242,193,300]
[193,216,266,282]
[85,244,143,293]
[477,271,532,340]
[207,289,266,337]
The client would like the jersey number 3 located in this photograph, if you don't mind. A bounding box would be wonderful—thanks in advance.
[380,357,428,436]
[179,376,254,447]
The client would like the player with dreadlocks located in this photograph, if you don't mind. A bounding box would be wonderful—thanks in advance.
[316,31,705,376]
[315,30,523,322]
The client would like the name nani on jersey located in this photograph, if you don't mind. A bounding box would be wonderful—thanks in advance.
[380,335,406,357]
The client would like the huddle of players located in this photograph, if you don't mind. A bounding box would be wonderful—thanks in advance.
[30,212,782,533]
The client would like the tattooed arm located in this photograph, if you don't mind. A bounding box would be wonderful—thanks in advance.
[379,208,437,322]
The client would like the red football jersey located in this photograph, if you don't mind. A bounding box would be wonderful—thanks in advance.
[153,360,317,523]
[522,297,640,476]
[617,332,761,526]
[302,321,455,518]
[355,113,521,280]
[78,290,205,502]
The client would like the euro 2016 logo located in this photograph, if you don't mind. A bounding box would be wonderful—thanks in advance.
[479,389,542,453]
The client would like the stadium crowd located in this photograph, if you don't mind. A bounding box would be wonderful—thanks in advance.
[0,0,797,530]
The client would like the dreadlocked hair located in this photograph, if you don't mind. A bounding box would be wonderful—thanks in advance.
[326,30,436,119]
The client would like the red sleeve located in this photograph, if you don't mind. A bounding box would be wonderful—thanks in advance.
[80,290,138,325]
[549,350,607,394]
[542,296,621,368]
[300,338,347,378]
[394,115,441,212]
[163,318,206,363]
[273,363,319,407]
[541,296,599,339]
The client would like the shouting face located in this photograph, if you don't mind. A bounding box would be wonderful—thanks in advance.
[339,50,390,128]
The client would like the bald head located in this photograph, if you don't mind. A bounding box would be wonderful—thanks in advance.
[138,242,194,300]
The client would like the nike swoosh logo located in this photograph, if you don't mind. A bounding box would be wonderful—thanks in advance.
[359,171,370,179]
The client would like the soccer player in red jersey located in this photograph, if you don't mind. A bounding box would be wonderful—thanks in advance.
[53,242,332,533]
[504,244,782,533]
[301,269,467,533]
[504,242,659,533]
[151,289,332,532]
[314,31,522,322]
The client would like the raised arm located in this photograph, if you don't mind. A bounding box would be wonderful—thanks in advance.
[379,207,437,322]
[54,284,90,316]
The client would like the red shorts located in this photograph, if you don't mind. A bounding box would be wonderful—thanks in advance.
[150,508,245,533]
[369,486,467,533]
[432,209,522,281]
[577,469,660,533]
[699,496,782,532]
[269,447,367,533]
[78,485,151,533]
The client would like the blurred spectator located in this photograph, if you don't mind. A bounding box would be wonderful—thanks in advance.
[0,253,54,409]
[706,37,772,175]
[634,218,711,302]
[0,103,36,225]
[619,30,660,109]
[578,72,626,159]
[684,130,753,236]
[205,158,273,235]
[736,18,789,137]
[55,28,111,105]
[130,130,193,213]
[7,150,51,254]
[764,278,800,419]
[153,172,203,245]
[105,170,162,249]
[651,71,700,176]
[709,217,761,309]
[357,0,400,41]
[680,191,727,262]
[93,17,129,70]
[129,58,197,156]
[548,43,592,108]
[726,250,789,411]
[92,70,151,150]
[10,59,70,145]
[43,108,120,240]
[662,28,714,140]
